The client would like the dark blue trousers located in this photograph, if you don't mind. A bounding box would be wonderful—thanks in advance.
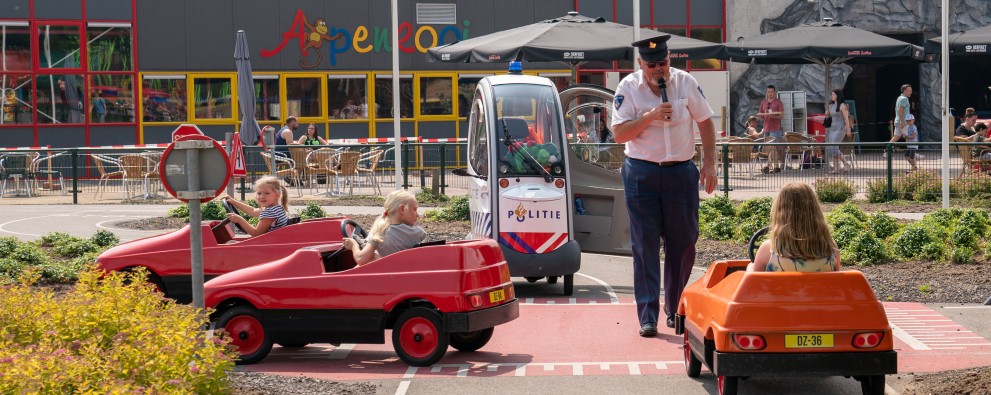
[622,158,700,326]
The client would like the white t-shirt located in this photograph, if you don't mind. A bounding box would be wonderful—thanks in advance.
[611,68,714,163]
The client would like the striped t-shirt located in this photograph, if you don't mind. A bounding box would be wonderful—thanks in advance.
[260,205,290,231]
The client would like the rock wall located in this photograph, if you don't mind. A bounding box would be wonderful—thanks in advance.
[729,0,991,141]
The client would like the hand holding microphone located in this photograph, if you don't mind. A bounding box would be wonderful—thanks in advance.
[656,77,673,121]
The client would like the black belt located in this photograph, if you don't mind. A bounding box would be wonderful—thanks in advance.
[629,158,691,167]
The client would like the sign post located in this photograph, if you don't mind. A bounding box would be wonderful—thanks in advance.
[159,124,232,309]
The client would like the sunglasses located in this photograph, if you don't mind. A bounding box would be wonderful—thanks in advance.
[642,59,669,68]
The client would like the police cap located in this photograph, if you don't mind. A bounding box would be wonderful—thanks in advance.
[632,35,671,62]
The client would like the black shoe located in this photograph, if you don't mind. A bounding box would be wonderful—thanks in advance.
[639,323,657,337]
[666,315,675,329]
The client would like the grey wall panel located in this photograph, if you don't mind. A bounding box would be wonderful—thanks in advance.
[534,1,574,21]
[0,0,29,19]
[38,127,86,148]
[35,0,82,20]
[417,121,456,139]
[654,1,688,26]
[143,126,176,145]
[578,0,612,21]
[0,128,35,147]
[321,0,371,71]
[185,1,236,71]
[363,0,419,71]
[87,0,133,21]
[458,120,468,137]
[493,0,534,32]
[232,0,283,72]
[375,121,415,138]
[691,0,724,26]
[137,1,187,70]
[616,0,652,26]
[89,126,137,146]
[328,122,370,139]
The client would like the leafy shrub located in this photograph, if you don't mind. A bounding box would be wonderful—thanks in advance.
[90,229,119,248]
[425,195,469,222]
[848,233,888,265]
[167,204,189,218]
[736,197,772,221]
[892,225,936,259]
[297,203,327,220]
[950,246,976,264]
[912,177,949,202]
[832,225,863,250]
[700,195,736,218]
[0,258,27,281]
[416,189,449,205]
[867,213,900,240]
[702,216,736,241]
[893,170,938,200]
[735,216,768,244]
[12,243,48,266]
[950,227,979,249]
[39,232,75,247]
[53,239,99,259]
[957,209,990,236]
[0,268,236,393]
[829,203,868,223]
[814,177,856,203]
[919,243,946,261]
[920,208,963,231]
[699,204,722,225]
[0,237,22,256]
[200,201,226,220]
[829,213,866,233]
[950,174,991,198]
[866,179,893,203]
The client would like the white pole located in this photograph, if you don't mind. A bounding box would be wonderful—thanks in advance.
[633,0,640,72]
[940,0,950,208]
[392,0,402,190]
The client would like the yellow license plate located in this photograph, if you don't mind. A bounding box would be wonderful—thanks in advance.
[489,289,506,303]
[785,334,834,348]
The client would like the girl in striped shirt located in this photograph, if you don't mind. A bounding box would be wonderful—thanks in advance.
[220,176,290,236]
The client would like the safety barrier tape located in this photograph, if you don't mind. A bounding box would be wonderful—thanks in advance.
[0,146,50,150]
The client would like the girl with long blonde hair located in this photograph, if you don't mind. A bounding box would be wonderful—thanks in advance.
[219,176,291,236]
[343,189,426,265]
[748,182,841,272]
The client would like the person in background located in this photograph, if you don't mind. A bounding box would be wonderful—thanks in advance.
[902,114,920,173]
[611,35,718,337]
[748,182,841,273]
[275,116,299,157]
[297,123,328,146]
[757,85,784,173]
[826,89,853,174]
[885,84,912,158]
[92,91,107,123]
[343,190,426,266]
[956,110,979,138]
[744,115,762,139]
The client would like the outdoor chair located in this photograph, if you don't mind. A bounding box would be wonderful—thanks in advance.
[841,132,857,169]
[119,155,161,199]
[305,148,339,195]
[288,147,310,188]
[954,136,991,178]
[723,137,759,178]
[260,151,302,197]
[335,151,361,196]
[782,132,815,171]
[357,149,384,195]
[91,154,126,199]
[0,154,34,198]
[31,151,67,195]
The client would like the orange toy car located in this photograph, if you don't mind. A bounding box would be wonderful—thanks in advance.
[675,259,897,395]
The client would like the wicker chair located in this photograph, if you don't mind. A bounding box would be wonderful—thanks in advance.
[782,132,815,171]
[724,137,759,178]
[335,151,361,196]
[31,151,67,195]
[259,151,301,197]
[0,154,34,197]
[91,154,126,199]
[305,148,339,195]
[288,147,310,188]
[357,149,384,195]
[954,136,991,178]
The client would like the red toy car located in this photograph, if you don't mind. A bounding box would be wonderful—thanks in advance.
[676,259,897,395]
[206,223,519,366]
[96,201,347,303]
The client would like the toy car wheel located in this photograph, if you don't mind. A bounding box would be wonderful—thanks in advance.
[563,274,574,296]
[449,328,494,352]
[859,375,885,395]
[546,275,558,284]
[717,375,738,395]
[524,277,542,283]
[215,306,272,365]
[392,307,449,366]
[277,343,308,348]
[683,332,702,378]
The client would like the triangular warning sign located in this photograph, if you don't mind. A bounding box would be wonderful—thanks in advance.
[231,133,247,178]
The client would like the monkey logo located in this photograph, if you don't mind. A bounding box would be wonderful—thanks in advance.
[300,18,343,69]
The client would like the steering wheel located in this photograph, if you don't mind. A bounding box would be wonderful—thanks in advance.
[748,226,770,263]
[220,198,247,234]
[340,219,368,240]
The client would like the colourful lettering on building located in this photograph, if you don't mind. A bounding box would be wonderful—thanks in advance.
[261,10,470,67]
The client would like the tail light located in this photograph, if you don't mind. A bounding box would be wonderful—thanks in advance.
[554,179,565,188]
[467,294,484,308]
[498,263,511,283]
[853,332,883,348]
[732,334,766,350]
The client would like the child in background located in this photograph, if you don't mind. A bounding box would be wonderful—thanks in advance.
[903,114,920,173]
[219,176,290,236]
[748,182,841,273]
[343,190,426,265]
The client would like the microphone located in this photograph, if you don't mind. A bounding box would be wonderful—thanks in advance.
[658,77,670,120]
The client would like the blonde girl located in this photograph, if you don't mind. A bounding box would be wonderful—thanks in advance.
[748,182,841,272]
[219,176,290,236]
[343,190,426,265]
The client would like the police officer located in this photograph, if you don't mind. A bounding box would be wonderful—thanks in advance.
[611,35,718,337]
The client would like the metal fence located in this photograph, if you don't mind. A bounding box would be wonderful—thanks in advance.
[1,140,988,204]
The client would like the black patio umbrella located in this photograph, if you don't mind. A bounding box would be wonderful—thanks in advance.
[926,25,991,55]
[426,11,725,80]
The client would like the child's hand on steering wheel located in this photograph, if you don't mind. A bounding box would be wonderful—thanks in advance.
[343,238,357,251]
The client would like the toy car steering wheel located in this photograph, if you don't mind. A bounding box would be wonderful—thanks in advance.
[220,199,247,234]
[340,219,368,241]
[748,226,769,263]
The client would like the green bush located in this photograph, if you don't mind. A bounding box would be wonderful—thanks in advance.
[829,203,868,223]
[53,240,99,259]
[893,170,938,200]
[12,243,48,266]
[39,232,75,247]
[736,197,772,221]
[735,216,768,244]
[867,212,900,240]
[702,216,736,241]
[950,227,979,249]
[0,268,236,393]
[700,195,735,218]
[893,225,936,259]
[950,246,976,264]
[832,225,863,250]
[814,177,856,203]
[699,204,722,225]
[950,174,991,198]
[0,258,27,281]
[416,189,449,205]
[957,209,990,236]
[848,233,888,265]
[919,242,947,261]
[866,179,893,203]
[90,229,119,248]
[829,213,866,233]
[425,195,470,222]
[0,236,22,256]
[201,201,226,220]
[166,204,189,218]
[912,177,949,202]
[297,202,327,220]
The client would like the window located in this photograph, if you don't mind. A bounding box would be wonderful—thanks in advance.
[419,76,453,116]
[468,98,488,175]
[374,75,413,119]
[142,76,187,122]
[192,77,232,120]
[457,75,488,118]
[36,74,85,124]
[689,28,723,70]
[539,73,570,92]
[88,74,133,123]
[0,74,33,124]
[87,24,131,71]
[253,76,279,121]
[493,84,565,177]
[328,75,367,120]
[0,23,31,71]
[37,24,82,69]
[285,77,321,118]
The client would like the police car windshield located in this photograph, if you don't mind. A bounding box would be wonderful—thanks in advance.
[493,84,564,178]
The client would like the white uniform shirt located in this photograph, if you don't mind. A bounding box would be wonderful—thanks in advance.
[611,68,714,163]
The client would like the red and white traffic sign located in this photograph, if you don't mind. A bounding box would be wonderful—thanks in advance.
[172,124,205,141]
[158,134,232,203]
[230,132,247,178]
